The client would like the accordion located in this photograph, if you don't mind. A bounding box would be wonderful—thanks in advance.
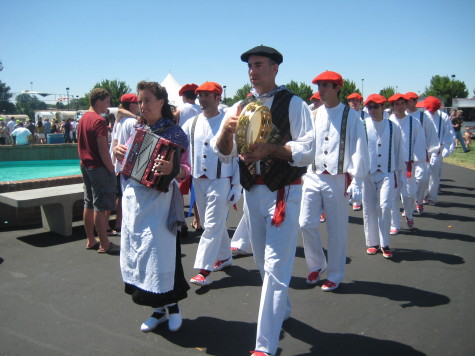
[120,128,185,192]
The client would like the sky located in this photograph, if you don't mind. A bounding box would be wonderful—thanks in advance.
[1,0,475,105]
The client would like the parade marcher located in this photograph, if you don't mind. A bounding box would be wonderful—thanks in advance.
[308,92,322,111]
[388,94,426,234]
[113,81,191,334]
[347,92,366,120]
[212,45,314,356]
[182,81,241,286]
[423,96,455,205]
[299,71,368,291]
[362,94,404,258]
[405,92,440,214]
[230,215,253,256]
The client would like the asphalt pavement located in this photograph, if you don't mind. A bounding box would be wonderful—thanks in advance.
[1,163,474,356]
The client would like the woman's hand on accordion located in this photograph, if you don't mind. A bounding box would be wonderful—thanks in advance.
[113,144,128,162]
[153,151,175,176]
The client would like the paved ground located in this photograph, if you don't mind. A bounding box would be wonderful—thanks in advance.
[1,163,474,356]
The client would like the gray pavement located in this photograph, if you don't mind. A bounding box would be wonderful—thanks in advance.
[1,163,474,356]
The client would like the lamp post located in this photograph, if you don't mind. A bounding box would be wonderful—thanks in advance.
[223,85,227,105]
[76,96,79,110]
[30,82,33,91]
[361,79,364,98]
[66,87,70,110]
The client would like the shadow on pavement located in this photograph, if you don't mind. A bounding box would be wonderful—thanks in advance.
[334,280,450,308]
[390,248,464,264]
[409,228,474,242]
[282,318,425,356]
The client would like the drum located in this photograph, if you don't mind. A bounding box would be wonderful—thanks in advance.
[236,101,273,153]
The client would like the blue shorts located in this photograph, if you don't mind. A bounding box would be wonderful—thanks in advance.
[81,166,117,211]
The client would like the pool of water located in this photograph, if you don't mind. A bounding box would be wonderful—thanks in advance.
[0,160,81,182]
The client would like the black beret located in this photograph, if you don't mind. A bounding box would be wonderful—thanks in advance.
[240,45,283,64]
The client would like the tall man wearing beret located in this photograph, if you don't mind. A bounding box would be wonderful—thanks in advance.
[362,94,404,258]
[388,94,426,234]
[347,92,366,120]
[405,92,439,214]
[299,71,368,291]
[182,82,241,286]
[175,83,202,127]
[211,46,314,356]
[423,96,455,205]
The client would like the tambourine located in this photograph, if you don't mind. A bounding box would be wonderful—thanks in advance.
[236,101,273,153]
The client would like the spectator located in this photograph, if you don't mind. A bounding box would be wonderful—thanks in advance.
[451,109,469,152]
[11,122,31,145]
[36,119,46,144]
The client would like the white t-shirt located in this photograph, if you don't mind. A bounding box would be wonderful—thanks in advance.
[11,127,31,145]
[177,103,201,127]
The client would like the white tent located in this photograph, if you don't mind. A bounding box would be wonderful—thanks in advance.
[161,73,182,106]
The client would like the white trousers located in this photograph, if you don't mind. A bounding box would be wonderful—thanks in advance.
[193,178,232,271]
[391,171,417,229]
[362,171,394,248]
[299,173,348,284]
[230,215,252,253]
[427,157,443,202]
[415,161,429,204]
[245,184,301,356]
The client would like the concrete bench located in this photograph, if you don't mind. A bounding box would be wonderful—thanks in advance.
[0,183,84,236]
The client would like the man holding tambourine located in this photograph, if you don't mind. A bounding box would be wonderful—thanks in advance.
[211,45,314,356]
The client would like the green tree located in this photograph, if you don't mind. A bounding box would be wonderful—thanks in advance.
[379,86,396,100]
[15,94,47,120]
[422,75,468,107]
[91,79,131,107]
[0,81,17,114]
[226,83,252,106]
[339,80,361,104]
[286,81,313,103]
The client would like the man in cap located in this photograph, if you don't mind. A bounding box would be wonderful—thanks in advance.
[362,94,404,258]
[211,45,314,356]
[387,94,426,234]
[175,83,202,127]
[299,70,368,291]
[422,96,455,205]
[405,92,439,214]
[347,92,367,120]
[182,82,241,286]
[308,92,322,111]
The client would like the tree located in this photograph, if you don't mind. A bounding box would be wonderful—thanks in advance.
[339,80,361,104]
[379,86,396,100]
[422,75,468,107]
[91,79,131,107]
[226,83,252,106]
[15,94,47,120]
[0,80,17,115]
[286,81,313,103]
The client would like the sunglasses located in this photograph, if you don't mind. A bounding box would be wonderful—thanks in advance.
[366,104,381,110]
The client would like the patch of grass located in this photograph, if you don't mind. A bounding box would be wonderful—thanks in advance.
[444,147,475,170]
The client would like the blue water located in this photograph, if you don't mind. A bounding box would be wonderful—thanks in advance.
[0,160,81,182]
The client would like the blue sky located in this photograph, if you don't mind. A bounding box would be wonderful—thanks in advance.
[1,0,474,104]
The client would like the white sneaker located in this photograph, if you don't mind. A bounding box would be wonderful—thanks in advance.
[141,309,167,332]
[190,274,212,286]
[213,258,233,271]
[168,307,182,332]
[231,247,251,256]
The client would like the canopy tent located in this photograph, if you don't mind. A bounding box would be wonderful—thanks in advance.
[161,73,182,106]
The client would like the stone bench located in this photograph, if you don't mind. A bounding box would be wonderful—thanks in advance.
[0,183,84,236]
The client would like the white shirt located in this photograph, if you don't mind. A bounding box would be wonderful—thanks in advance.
[407,109,440,154]
[389,114,426,163]
[364,117,405,174]
[11,127,31,145]
[426,110,456,157]
[7,120,16,134]
[211,93,315,170]
[183,112,239,184]
[110,117,137,173]
[311,103,369,181]
[178,102,202,127]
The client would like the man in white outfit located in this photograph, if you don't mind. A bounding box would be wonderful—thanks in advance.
[175,84,202,127]
[182,82,241,286]
[299,70,369,291]
[404,92,440,214]
[423,96,455,205]
[388,94,426,235]
[362,94,404,259]
[212,45,314,356]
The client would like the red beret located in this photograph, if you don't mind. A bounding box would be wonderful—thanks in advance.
[404,92,419,100]
[120,93,139,103]
[312,71,343,87]
[179,83,198,96]
[195,81,223,95]
[424,96,442,111]
[388,93,407,103]
[364,94,387,106]
[310,92,321,101]
[347,93,363,101]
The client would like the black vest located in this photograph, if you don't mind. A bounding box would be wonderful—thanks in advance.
[239,90,307,192]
